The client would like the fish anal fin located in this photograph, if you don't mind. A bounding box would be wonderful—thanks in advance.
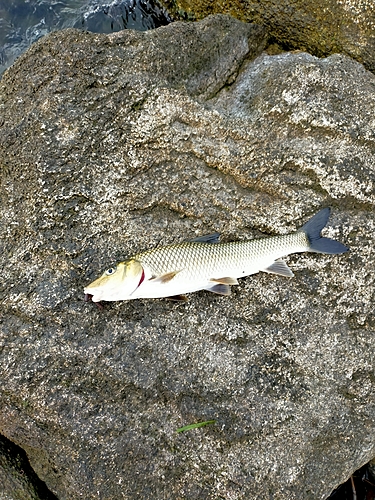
[165,294,188,302]
[149,270,180,284]
[210,277,239,285]
[189,233,220,243]
[204,283,231,296]
[263,260,294,278]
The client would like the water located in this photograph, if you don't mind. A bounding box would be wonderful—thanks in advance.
[0,0,172,77]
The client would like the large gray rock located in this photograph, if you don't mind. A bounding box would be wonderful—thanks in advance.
[165,0,375,73]
[0,14,374,500]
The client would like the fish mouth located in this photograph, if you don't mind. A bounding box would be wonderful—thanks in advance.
[84,287,100,302]
[84,292,105,309]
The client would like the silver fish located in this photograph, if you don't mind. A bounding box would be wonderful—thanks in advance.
[84,208,348,303]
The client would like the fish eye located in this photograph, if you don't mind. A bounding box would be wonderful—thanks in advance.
[105,266,116,276]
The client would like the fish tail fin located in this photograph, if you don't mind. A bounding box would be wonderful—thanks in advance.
[300,208,349,254]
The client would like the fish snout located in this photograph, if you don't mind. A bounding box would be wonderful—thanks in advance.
[83,285,102,303]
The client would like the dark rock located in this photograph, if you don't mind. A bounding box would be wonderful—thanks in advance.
[0,14,374,500]
[165,0,375,73]
[0,434,58,500]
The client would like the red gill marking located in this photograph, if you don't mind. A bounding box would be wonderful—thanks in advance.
[137,268,145,288]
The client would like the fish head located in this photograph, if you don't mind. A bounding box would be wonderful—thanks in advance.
[84,259,144,302]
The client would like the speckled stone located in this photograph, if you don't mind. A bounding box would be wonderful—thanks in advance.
[0,14,374,500]
[165,0,375,72]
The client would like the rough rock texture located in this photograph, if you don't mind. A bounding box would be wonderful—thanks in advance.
[0,434,57,500]
[164,0,375,73]
[0,14,374,500]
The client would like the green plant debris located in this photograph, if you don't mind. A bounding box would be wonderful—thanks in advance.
[176,420,216,433]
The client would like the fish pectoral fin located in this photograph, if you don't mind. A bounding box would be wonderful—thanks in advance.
[262,260,294,278]
[165,294,188,302]
[189,233,220,243]
[210,277,239,285]
[149,270,181,284]
[203,283,231,296]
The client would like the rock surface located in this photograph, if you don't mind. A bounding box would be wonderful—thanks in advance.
[164,0,375,73]
[0,14,374,500]
[0,434,57,500]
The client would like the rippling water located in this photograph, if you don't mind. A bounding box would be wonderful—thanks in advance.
[0,0,172,76]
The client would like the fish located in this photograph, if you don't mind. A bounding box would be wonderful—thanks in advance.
[84,207,348,304]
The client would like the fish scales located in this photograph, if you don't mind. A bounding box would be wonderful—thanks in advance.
[84,208,348,303]
[134,232,309,282]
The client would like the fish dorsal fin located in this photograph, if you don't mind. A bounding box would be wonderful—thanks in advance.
[149,270,180,284]
[210,277,239,285]
[262,260,294,277]
[189,233,220,243]
[203,283,231,296]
